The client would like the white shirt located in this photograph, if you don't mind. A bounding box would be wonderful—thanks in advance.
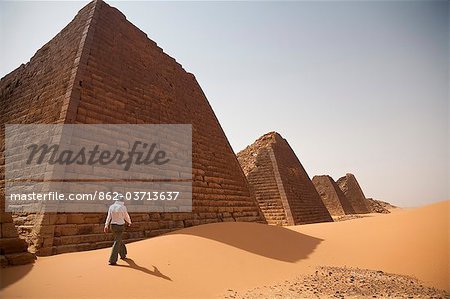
[105,201,132,227]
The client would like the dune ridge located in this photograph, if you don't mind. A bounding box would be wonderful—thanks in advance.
[1,200,448,298]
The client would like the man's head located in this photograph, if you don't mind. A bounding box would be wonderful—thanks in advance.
[115,193,125,203]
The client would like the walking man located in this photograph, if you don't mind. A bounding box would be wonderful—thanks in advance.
[104,198,132,265]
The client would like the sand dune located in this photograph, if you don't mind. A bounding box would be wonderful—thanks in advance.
[1,200,448,298]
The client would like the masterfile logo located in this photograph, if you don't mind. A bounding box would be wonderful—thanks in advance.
[26,140,170,171]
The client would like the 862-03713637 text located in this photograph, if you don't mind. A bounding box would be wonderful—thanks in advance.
[8,191,180,201]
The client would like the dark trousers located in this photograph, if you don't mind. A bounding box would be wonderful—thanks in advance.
[109,224,127,263]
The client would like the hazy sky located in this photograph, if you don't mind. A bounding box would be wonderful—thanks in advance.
[1,1,448,208]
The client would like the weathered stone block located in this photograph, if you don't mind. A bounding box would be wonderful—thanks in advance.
[0,255,7,267]
[5,252,36,266]
[0,238,28,255]
[55,214,68,224]
[55,225,78,236]
[67,214,86,224]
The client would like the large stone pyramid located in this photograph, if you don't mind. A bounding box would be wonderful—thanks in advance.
[237,132,333,225]
[336,173,370,214]
[0,0,265,256]
[312,175,355,216]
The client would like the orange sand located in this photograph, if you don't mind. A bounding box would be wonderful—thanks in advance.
[1,200,448,298]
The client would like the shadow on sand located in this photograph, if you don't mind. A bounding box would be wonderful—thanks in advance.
[115,258,172,281]
[0,263,34,290]
[0,223,321,288]
[169,222,323,263]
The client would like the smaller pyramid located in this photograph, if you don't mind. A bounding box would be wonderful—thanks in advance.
[0,212,36,267]
[312,175,355,216]
[365,198,391,214]
[336,173,370,214]
[237,132,333,225]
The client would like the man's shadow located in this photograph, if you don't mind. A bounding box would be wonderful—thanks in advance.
[115,258,172,281]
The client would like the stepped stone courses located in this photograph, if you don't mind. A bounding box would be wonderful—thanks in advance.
[0,0,265,257]
[312,175,355,216]
[336,173,370,214]
[0,212,36,267]
[237,132,333,226]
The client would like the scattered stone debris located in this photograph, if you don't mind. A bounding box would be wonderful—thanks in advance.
[333,214,371,222]
[221,266,449,298]
[366,198,397,213]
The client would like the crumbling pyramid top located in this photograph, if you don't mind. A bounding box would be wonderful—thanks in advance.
[238,131,283,175]
[337,173,370,214]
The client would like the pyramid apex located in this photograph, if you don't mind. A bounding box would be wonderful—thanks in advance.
[263,131,282,138]
[312,174,332,180]
[256,131,284,144]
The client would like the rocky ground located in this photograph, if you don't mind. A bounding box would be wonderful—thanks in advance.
[222,266,449,299]
[365,198,393,214]
[333,214,370,222]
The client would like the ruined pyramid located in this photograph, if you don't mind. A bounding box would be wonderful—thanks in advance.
[0,0,265,256]
[312,175,355,216]
[365,198,391,214]
[237,132,333,225]
[336,173,370,214]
